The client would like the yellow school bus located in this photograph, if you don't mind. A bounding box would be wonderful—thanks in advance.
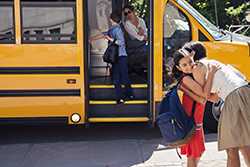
[0,0,249,130]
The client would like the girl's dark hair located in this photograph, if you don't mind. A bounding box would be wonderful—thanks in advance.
[110,12,121,23]
[123,5,135,12]
[172,50,185,80]
[183,41,207,61]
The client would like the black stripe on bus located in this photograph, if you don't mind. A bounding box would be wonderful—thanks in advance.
[0,89,80,97]
[0,67,80,74]
[0,117,68,125]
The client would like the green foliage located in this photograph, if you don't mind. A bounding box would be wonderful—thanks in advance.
[128,0,149,18]
[226,2,250,24]
[188,0,249,35]
[193,0,217,25]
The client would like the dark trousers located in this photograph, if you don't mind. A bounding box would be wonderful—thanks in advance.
[112,56,133,100]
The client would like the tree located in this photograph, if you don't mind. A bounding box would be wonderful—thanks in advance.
[127,0,150,25]
[187,0,250,35]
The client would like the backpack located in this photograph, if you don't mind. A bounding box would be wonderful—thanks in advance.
[103,40,118,64]
[156,85,196,148]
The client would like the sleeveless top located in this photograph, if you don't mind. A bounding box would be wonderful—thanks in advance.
[199,59,248,101]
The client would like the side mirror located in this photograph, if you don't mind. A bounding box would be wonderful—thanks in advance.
[246,10,250,22]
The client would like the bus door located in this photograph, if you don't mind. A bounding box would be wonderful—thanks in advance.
[85,0,153,123]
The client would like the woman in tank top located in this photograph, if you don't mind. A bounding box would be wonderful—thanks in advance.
[179,42,250,167]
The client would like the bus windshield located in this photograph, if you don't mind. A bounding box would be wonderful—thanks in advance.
[176,0,225,40]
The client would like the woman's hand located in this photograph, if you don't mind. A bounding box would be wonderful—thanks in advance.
[138,27,145,36]
[208,64,220,75]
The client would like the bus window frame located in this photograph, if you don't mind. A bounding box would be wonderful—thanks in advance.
[163,1,192,42]
[20,1,77,44]
[0,1,16,44]
[175,0,225,41]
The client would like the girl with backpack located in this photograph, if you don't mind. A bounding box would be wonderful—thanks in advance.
[172,48,218,167]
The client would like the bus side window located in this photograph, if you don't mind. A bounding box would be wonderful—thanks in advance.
[163,2,191,89]
[0,1,15,43]
[21,0,76,44]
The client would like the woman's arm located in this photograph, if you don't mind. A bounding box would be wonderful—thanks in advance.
[124,21,144,41]
[139,18,148,37]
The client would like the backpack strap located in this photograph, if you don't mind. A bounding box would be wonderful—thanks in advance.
[179,74,197,118]
[176,148,182,159]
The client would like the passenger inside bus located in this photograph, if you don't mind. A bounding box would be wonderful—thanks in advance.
[89,11,134,103]
[122,5,148,76]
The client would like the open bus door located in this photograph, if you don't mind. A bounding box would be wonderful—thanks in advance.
[84,0,153,124]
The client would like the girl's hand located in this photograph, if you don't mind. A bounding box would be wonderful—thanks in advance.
[104,35,113,42]
[208,93,220,103]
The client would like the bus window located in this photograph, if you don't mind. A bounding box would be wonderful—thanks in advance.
[163,2,191,89]
[0,1,15,43]
[21,0,76,43]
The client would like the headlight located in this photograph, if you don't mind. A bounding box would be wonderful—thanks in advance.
[71,113,81,123]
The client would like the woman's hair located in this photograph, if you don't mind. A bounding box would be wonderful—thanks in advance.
[172,50,185,80]
[123,5,135,12]
[183,41,207,61]
[110,12,121,24]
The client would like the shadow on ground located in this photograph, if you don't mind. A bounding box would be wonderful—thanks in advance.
[0,123,165,167]
[0,123,162,144]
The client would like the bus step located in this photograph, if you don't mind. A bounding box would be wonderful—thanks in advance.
[89,84,147,100]
[88,100,148,118]
[88,117,150,123]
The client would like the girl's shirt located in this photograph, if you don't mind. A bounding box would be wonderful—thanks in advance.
[105,24,127,57]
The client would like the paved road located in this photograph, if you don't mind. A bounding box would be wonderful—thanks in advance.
[0,124,247,167]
